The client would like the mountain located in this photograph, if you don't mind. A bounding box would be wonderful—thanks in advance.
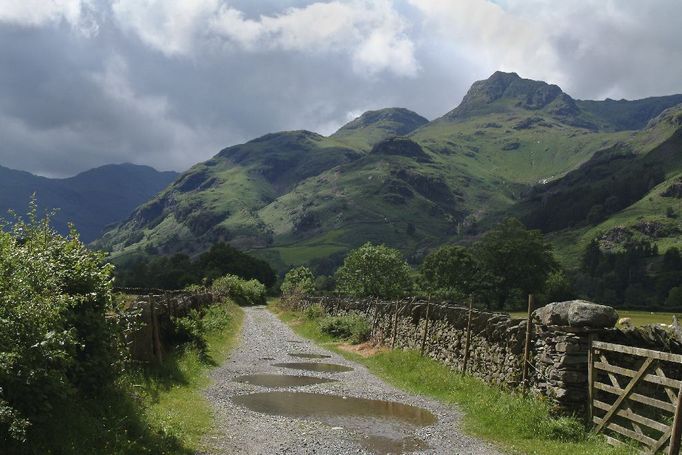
[94,72,682,273]
[331,107,429,150]
[0,163,178,242]
[509,104,682,267]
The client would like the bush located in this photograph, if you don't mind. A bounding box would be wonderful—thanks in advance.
[0,206,123,444]
[319,314,371,344]
[304,303,326,320]
[212,274,266,305]
[281,266,316,296]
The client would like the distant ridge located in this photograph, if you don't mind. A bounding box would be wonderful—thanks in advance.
[0,163,178,242]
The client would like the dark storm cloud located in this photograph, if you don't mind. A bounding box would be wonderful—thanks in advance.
[0,0,680,177]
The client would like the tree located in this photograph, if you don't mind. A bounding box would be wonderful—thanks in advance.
[335,242,413,299]
[542,270,575,304]
[281,266,316,296]
[474,218,557,309]
[419,245,484,300]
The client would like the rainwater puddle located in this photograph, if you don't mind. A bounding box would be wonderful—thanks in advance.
[232,391,436,454]
[234,374,336,388]
[273,362,353,373]
[288,353,332,359]
[259,357,275,361]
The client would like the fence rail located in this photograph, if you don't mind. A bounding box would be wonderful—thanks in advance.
[590,340,682,454]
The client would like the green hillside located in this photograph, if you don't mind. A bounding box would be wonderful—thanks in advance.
[94,72,682,273]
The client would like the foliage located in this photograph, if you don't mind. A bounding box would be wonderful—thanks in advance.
[0,204,123,446]
[474,218,558,308]
[304,303,326,320]
[578,239,679,307]
[335,242,413,299]
[114,242,276,290]
[540,270,576,304]
[319,314,371,344]
[212,274,266,306]
[281,266,316,296]
[419,245,485,300]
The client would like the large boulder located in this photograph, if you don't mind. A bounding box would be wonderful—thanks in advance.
[533,300,618,328]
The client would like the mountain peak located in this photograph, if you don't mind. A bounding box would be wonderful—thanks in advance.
[331,107,428,149]
[445,71,572,120]
[334,108,428,134]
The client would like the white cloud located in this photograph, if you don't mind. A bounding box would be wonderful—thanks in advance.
[112,0,419,77]
[0,0,90,28]
[112,0,219,56]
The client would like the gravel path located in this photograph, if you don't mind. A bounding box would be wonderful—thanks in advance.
[203,306,502,455]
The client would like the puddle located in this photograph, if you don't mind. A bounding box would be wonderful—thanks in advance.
[234,374,337,388]
[273,362,353,373]
[288,353,332,359]
[232,391,436,454]
[259,357,275,361]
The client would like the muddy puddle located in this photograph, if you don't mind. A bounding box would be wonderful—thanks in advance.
[288,353,332,359]
[232,391,436,454]
[234,374,336,388]
[273,362,353,373]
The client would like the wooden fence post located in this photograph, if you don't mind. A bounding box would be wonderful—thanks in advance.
[391,301,400,349]
[462,295,474,375]
[670,387,682,455]
[587,333,594,425]
[150,295,163,364]
[420,299,431,357]
[521,293,534,393]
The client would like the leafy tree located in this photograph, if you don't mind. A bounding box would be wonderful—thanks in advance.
[666,287,682,307]
[335,242,413,299]
[419,245,484,300]
[281,266,316,296]
[542,270,575,304]
[474,218,557,308]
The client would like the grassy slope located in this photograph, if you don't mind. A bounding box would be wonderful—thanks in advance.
[541,108,682,269]
[270,302,631,455]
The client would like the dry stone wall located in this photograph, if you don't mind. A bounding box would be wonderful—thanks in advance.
[294,296,682,416]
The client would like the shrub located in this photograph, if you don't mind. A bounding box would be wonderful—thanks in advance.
[304,303,326,320]
[319,314,371,344]
[281,266,316,296]
[212,274,266,305]
[0,206,123,443]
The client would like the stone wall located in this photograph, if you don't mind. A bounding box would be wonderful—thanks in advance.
[293,296,682,416]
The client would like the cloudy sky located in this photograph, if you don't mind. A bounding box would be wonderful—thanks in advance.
[1,0,681,177]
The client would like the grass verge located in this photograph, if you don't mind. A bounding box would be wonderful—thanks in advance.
[130,300,244,452]
[270,301,632,455]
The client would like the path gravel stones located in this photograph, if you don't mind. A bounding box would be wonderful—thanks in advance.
[203,306,502,454]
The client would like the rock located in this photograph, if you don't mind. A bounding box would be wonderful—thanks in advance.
[533,300,618,328]
[533,301,573,325]
[567,301,618,328]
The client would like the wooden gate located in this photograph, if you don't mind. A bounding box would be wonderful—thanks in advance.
[589,340,682,454]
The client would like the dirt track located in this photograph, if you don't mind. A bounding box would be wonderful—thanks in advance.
[203,306,501,454]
